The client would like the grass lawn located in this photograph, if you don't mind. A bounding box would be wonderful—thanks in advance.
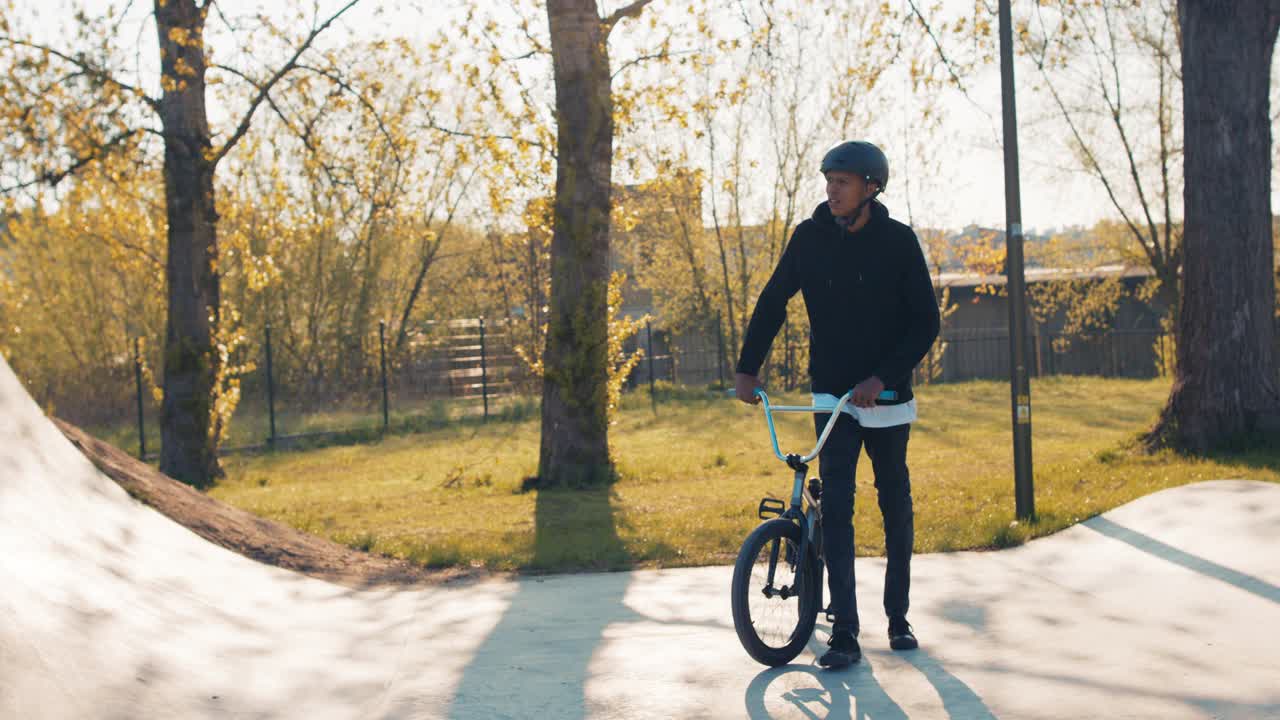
[210,376,1280,573]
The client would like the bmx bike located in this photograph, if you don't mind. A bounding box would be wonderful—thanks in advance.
[729,386,897,667]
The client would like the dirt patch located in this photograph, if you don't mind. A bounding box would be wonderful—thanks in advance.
[54,419,493,590]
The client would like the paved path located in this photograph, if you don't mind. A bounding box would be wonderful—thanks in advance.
[2,356,1278,719]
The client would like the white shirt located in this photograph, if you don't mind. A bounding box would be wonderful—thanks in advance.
[811,393,917,428]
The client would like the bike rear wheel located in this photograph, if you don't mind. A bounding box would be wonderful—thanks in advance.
[731,518,821,666]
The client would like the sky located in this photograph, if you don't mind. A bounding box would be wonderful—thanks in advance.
[16,0,1265,234]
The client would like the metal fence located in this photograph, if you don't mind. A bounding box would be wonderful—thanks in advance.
[67,321,1248,460]
[257,318,544,446]
[655,327,1177,391]
[919,328,1172,383]
[110,317,736,457]
[625,318,730,391]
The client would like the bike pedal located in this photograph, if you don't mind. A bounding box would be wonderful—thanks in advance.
[758,497,786,519]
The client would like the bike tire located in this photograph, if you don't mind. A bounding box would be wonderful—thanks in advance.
[731,518,822,666]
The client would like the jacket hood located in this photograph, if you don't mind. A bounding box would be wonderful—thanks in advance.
[812,199,889,228]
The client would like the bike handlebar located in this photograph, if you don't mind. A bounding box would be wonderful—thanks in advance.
[754,387,897,464]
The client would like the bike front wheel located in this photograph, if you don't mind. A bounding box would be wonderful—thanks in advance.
[731,518,821,666]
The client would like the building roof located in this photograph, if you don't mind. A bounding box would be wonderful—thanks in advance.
[934,264,1155,289]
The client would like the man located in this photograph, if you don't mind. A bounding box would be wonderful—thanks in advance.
[734,140,940,669]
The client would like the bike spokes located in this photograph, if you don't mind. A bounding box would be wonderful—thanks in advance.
[747,536,805,648]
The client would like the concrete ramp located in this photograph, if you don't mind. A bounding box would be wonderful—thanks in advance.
[1,355,1278,719]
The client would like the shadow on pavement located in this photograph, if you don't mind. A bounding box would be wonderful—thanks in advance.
[742,644,995,719]
[899,648,998,720]
[446,482,640,719]
[743,662,907,720]
[1084,515,1280,604]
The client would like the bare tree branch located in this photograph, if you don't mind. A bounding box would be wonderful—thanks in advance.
[1084,2,1163,266]
[903,0,999,143]
[210,61,352,193]
[209,0,362,167]
[0,36,159,112]
[1024,4,1157,270]
[103,231,165,268]
[1154,9,1176,266]
[478,19,548,62]
[107,0,141,40]
[395,164,478,351]
[421,119,549,153]
[502,49,543,62]
[1,127,140,193]
[601,0,657,38]
[295,63,404,164]
[611,44,695,80]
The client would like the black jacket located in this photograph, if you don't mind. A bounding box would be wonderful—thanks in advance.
[735,200,940,403]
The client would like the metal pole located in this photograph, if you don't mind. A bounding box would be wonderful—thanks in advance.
[134,337,146,460]
[379,320,389,432]
[265,324,277,449]
[715,313,727,389]
[646,319,657,412]
[479,317,489,422]
[999,0,1035,520]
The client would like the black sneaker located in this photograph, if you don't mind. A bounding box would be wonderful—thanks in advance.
[818,630,861,668]
[888,616,918,650]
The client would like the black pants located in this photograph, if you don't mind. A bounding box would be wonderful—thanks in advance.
[813,413,913,636]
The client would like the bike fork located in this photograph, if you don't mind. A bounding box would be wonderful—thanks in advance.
[790,464,810,583]
[763,465,811,597]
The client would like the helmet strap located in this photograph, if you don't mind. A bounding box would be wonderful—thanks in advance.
[847,186,882,226]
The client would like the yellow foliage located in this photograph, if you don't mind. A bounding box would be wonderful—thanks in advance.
[167,27,193,47]
[0,155,166,423]
[606,271,648,422]
[514,271,646,425]
[209,304,255,448]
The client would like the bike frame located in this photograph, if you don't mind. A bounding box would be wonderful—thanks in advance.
[752,387,898,597]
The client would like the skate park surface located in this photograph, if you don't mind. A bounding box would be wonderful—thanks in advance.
[2,355,1278,720]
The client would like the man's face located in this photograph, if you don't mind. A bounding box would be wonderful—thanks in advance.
[825,170,878,218]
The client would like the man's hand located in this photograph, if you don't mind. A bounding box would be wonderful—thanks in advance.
[851,376,885,408]
[735,373,763,405]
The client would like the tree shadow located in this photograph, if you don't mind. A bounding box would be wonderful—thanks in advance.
[898,649,998,720]
[446,481,640,719]
[1204,440,1280,474]
[527,483,636,572]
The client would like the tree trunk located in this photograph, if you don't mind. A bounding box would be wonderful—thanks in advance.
[1147,0,1280,452]
[155,0,223,486]
[539,0,614,486]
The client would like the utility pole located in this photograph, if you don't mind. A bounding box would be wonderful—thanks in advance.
[999,0,1035,520]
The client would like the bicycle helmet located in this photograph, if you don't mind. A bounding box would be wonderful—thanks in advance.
[820,141,889,191]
